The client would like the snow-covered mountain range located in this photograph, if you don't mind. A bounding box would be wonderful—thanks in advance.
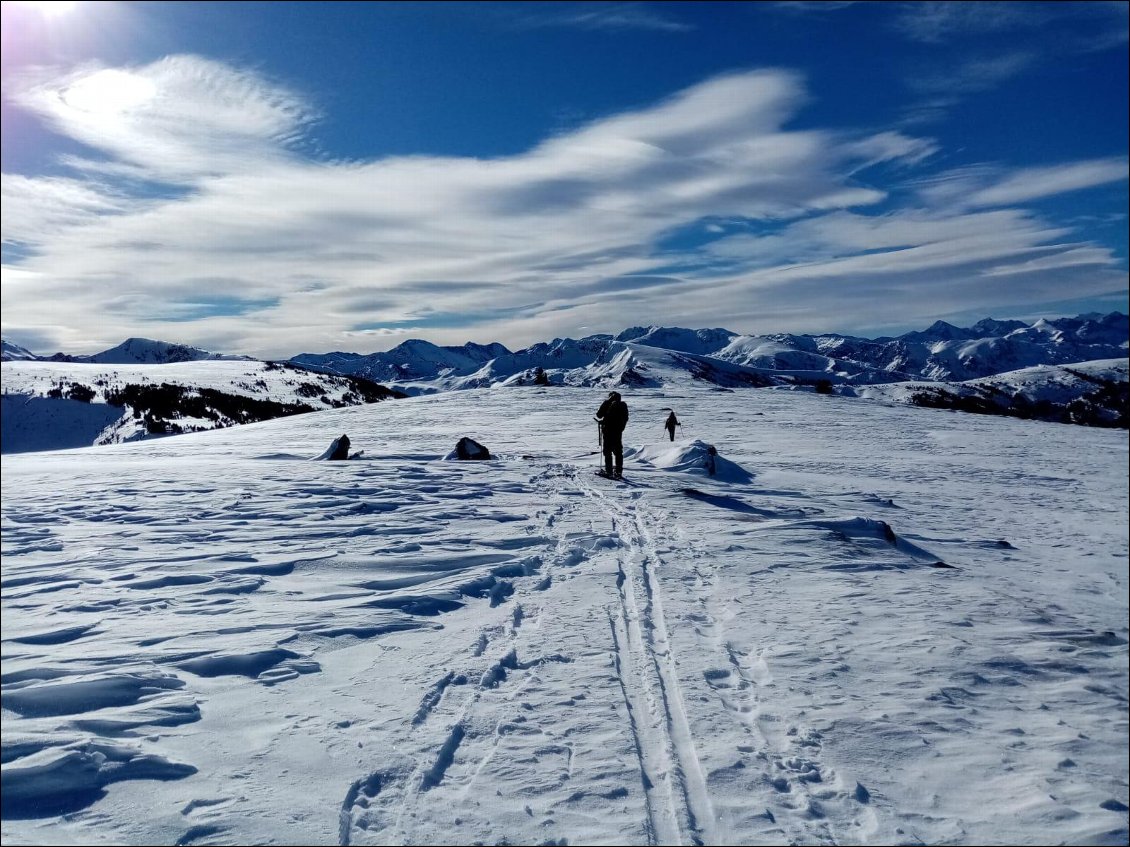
[291,312,1127,391]
[2,337,254,365]
[4,313,1127,454]
[287,312,1130,430]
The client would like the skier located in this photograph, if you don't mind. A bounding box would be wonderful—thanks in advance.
[664,411,681,442]
[595,390,629,479]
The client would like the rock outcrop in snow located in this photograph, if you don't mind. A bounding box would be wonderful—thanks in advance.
[444,437,492,460]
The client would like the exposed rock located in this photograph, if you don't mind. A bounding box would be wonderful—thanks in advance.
[446,437,491,460]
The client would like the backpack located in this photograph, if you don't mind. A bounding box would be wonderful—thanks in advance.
[603,399,629,432]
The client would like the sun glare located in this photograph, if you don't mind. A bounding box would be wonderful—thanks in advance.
[7,0,78,17]
[63,69,156,114]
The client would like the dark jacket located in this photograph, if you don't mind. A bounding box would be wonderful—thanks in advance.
[597,397,629,434]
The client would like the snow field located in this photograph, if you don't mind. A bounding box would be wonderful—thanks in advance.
[1,385,1127,845]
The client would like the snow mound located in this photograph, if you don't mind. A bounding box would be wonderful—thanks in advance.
[627,439,753,482]
[0,738,196,819]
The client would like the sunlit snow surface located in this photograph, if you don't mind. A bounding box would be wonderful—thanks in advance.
[2,385,1127,845]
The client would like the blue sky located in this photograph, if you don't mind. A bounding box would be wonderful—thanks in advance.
[1,0,1127,357]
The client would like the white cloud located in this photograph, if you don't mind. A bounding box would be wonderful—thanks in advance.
[898,51,1036,126]
[770,2,857,14]
[1,174,129,243]
[908,51,1036,96]
[983,246,1116,277]
[910,158,1130,211]
[699,208,1080,283]
[965,158,1130,208]
[11,55,314,183]
[511,2,693,33]
[893,2,1041,44]
[1,57,1125,357]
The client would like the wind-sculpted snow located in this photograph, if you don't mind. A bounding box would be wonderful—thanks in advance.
[1,384,1126,845]
[629,439,754,483]
[1,738,197,819]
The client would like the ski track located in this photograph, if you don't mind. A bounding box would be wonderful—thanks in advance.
[581,464,883,846]
[585,468,713,846]
[342,458,727,846]
[340,454,902,846]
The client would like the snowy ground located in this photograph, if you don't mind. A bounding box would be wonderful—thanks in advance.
[2,383,1127,846]
[1,360,397,453]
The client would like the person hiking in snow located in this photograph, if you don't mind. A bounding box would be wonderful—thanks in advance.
[595,390,629,479]
[664,411,681,442]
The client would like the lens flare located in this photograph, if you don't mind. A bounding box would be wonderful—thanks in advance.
[6,1,79,17]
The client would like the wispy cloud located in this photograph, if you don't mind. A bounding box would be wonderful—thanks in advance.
[913,158,1129,209]
[769,2,858,14]
[984,247,1116,277]
[0,173,129,244]
[1,56,1124,356]
[965,158,1129,208]
[1075,1,1129,51]
[908,51,1035,95]
[894,0,1128,53]
[10,55,315,183]
[893,1,1040,44]
[893,2,1127,125]
[898,51,1036,126]
[510,2,693,33]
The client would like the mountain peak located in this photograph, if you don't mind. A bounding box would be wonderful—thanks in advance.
[1,339,39,361]
[82,338,249,365]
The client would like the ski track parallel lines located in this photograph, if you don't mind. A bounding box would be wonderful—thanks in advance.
[633,510,717,846]
[612,522,684,846]
[608,607,663,845]
[585,464,718,846]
